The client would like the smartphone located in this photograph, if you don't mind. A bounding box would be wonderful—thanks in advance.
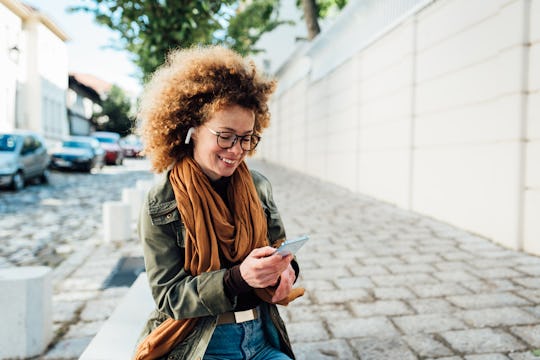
[275,235,310,256]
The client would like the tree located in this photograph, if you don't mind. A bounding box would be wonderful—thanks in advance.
[94,85,134,137]
[223,0,292,56]
[70,0,286,81]
[297,0,348,40]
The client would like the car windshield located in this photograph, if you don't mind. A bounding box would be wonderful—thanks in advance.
[0,134,20,152]
[63,141,92,150]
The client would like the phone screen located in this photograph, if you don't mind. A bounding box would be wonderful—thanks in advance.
[275,235,309,256]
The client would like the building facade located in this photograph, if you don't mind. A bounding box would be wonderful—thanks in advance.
[0,0,69,144]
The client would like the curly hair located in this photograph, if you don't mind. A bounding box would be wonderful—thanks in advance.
[138,46,276,173]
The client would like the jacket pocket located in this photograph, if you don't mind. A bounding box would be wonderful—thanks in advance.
[150,209,185,248]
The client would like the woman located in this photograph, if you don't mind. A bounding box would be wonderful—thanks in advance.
[134,46,303,360]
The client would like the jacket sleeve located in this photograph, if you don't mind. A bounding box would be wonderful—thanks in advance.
[250,169,287,245]
[138,193,235,321]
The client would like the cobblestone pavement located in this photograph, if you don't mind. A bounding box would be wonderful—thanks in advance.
[3,159,540,359]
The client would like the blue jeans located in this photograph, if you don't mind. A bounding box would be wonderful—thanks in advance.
[203,317,292,360]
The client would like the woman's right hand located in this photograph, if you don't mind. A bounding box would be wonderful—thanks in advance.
[239,246,293,288]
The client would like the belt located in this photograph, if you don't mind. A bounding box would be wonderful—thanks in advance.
[217,308,259,325]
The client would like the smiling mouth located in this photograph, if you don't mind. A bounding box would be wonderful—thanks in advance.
[218,155,237,165]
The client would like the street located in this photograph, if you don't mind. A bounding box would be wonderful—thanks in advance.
[3,158,540,359]
[0,159,154,269]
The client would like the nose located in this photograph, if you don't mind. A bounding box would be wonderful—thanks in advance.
[227,138,244,155]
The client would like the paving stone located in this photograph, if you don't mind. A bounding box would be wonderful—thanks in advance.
[441,328,527,353]
[514,265,540,276]
[472,268,523,279]
[387,263,436,274]
[362,256,404,266]
[460,307,539,327]
[464,354,510,359]
[286,304,350,322]
[65,321,104,338]
[300,267,351,280]
[433,270,479,282]
[408,298,456,314]
[350,300,413,317]
[373,287,416,300]
[403,334,454,357]
[349,265,389,276]
[509,352,540,360]
[401,254,445,263]
[334,276,374,289]
[461,279,520,293]
[53,300,84,323]
[514,278,540,289]
[371,273,437,287]
[447,293,531,309]
[328,317,399,339]
[42,337,93,360]
[510,325,540,347]
[312,288,370,304]
[517,290,540,303]
[293,339,355,360]
[79,297,120,321]
[350,337,417,360]
[393,313,467,334]
[410,283,471,298]
[287,321,329,342]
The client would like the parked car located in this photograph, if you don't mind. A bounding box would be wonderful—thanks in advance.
[91,131,124,165]
[50,136,105,172]
[0,130,50,191]
[119,134,144,158]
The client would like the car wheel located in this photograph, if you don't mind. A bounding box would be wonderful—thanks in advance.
[11,172,25,191]
[40,169,50,184]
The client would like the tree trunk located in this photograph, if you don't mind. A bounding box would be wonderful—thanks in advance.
[301,0,320,40]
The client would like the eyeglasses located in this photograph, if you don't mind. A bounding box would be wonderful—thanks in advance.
[204,126,261,151]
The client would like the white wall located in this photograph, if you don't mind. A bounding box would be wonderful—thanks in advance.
[524,0,540,254]
[24,17,69,140]
[259,0,538,253]
[0,3,23,131]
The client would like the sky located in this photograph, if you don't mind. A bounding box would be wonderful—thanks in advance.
[25,0,142,95]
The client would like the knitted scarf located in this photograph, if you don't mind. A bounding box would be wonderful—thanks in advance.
[134,157,303,360]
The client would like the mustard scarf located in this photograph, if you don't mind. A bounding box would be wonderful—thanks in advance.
[134,157,303,360]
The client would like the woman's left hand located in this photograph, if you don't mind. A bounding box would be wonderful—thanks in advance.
[271,264,296,303]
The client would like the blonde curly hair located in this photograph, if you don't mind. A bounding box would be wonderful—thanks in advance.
[138,46,276,173]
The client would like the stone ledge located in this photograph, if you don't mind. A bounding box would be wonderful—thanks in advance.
[79,273,154,360]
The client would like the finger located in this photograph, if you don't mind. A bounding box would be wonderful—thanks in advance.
[250,246,277,258]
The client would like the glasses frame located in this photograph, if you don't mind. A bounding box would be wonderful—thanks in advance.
[204,126,261,151]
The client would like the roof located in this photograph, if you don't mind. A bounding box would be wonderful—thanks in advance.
[0,0,69,41]
[70,73,113,96]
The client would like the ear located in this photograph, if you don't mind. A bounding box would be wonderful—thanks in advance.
[184,127,195,144]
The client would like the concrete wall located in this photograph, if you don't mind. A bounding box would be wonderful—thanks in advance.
[0,2,23,131]
[258,0,540,253]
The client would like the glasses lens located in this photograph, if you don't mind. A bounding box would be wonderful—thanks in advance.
[216,133,260,151]
[247,135,260,150]
[217,133,235,149]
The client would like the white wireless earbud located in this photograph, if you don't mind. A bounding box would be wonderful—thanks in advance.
[184,127,195,144]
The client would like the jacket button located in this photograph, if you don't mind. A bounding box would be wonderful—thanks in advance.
[166,213,172,218]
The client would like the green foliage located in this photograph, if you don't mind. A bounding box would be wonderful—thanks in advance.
[70,0,234,82]
[296,0,348,19]
[223,0,293,56]
[94,85,134,137]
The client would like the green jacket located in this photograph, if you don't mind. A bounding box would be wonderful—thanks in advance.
[137,168,296,360]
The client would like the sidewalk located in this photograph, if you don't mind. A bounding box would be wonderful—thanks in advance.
[46,159,540,359]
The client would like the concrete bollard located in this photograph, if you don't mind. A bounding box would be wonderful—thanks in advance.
[102,201,131,242]
[122,188,145,222]
[0,266,52,359]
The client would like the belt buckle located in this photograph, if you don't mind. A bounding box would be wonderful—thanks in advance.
[234,309,255,323]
